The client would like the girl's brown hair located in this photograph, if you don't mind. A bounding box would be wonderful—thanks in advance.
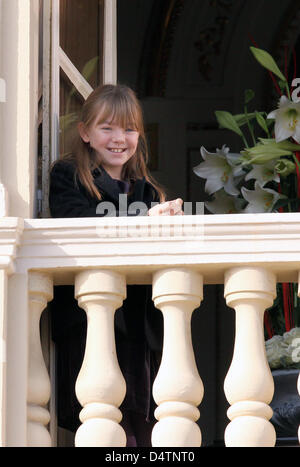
[60,84,166,202]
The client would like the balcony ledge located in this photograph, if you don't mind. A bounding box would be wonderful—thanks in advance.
[3,211,298,284]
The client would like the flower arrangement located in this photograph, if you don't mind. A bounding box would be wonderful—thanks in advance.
[193,47,300,215]
[266,328,300,370]
[193,45,300,368]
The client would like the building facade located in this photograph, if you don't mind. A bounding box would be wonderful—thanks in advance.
[0,0,299,447]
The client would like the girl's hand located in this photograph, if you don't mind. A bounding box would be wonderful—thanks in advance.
[148,198,184,216]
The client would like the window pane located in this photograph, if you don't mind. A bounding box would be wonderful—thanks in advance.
[59,0,104,155]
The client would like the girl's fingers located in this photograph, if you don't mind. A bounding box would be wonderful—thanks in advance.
[148,198,184,216]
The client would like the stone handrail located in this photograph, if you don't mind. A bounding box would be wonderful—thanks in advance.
[1,213,300,446]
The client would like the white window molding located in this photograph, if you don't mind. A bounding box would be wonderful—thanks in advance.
[103,0,117,84]
[59,48,93,100]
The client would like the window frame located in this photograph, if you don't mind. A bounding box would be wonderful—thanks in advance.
[40,0,117,218]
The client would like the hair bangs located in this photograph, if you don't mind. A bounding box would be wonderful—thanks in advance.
[94,92,142,132]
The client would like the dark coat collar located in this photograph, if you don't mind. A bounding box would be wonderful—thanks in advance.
[92,166,146,202]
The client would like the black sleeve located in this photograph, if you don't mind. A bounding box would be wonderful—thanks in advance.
[49,161,106,218]
[49,161,152,218]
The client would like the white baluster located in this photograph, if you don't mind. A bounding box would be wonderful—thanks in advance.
[223,267,276,447]
[298,374,300,445]
[27,272,53,447]
[297,272,300,444]
[74,269,127,447]
[151,268,203,447]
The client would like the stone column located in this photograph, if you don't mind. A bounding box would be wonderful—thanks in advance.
[74,269,127,447]
[27,272,53,447]
[224,267,277,447]
[151,268,204,447]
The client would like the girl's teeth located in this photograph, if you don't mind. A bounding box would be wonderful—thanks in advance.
[110,149,124,153]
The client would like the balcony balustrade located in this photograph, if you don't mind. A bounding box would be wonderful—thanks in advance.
[0,213,300,447]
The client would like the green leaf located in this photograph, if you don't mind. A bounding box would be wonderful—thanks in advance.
[81,56,99,81]
[277,140,300,151]
[258,138,276,144]
[258,138,300,152]
[250,46,286,82]
[215,111,244,137]
[59,112,78,131]
[278,79,287,90]
[255,111,269,135]
[245,89,255,105]
[266,118,274,127]
[233,112,259,127]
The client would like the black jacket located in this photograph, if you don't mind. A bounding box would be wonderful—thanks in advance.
[48,160,163,430]
[49,159,160,218]
[49,159,163,345]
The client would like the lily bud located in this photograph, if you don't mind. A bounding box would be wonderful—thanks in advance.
[241,143,292,165]
[274,159,296,177]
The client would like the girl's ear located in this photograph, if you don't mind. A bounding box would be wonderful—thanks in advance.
[78,122,90,143]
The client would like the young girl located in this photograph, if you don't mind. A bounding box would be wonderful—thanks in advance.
[49,84,183,447]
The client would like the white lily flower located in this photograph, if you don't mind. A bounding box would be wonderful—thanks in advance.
[241,181,286,213]
[193,145,244,196]
[244,161,280,186]
[267,95,300,143]
[265,335,287,369]
[205,189,245,214]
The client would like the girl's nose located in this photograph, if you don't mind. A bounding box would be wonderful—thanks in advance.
[111,128,125,142]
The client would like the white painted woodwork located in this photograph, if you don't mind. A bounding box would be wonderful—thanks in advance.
[103,0,117,84]
[0,0,39,217]
[41,0,52,218]
[74,269,127,447]
[0,219,24,446]
[0,218,23,443]
[59,48,93,100]
[0,183,9,218]
[16,213,300,285]
[27,272,53,447]
[0,78,5,103]
[1,214,300,446]
[0,270,7,446]
[151,268,203,447]
[50,0,60,166]
[223,267,277,447]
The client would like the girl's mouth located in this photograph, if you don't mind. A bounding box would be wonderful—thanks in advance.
[108,148,126,153]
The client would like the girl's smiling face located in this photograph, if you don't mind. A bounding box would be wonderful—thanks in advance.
[78,119,139,179]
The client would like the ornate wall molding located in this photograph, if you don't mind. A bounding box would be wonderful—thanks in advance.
[267,0,300,107]
[137,0,185,97]
[193,0,235,81]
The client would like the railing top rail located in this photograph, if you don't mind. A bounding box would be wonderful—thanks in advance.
[0,213,293,283]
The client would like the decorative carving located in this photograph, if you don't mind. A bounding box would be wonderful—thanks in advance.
[266,1,300,108]
[138,0,185,97]
[194,0,235,81]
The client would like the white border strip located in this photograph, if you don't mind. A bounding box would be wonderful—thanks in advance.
[103,0,117,84]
